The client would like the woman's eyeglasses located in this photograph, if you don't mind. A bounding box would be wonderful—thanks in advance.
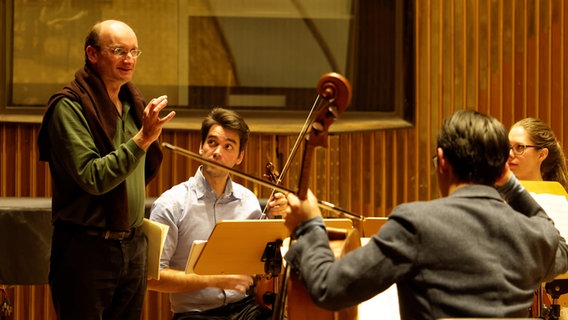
[510,144,540,156]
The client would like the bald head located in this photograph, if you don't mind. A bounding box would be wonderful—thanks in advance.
[84,20,138,65]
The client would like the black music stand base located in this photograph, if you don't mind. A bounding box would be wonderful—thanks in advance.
[545,279,568,320]
[260,240,283,307]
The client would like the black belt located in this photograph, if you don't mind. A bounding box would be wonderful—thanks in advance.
[83,228,136,240]
[55,221,137,241]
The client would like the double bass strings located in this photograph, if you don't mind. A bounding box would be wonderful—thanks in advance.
[162,142,364,221]
[260,95,322,218]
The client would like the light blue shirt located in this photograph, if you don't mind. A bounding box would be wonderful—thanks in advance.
[150,166,262,313]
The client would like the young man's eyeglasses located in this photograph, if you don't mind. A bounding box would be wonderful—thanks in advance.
[510,144,540,156]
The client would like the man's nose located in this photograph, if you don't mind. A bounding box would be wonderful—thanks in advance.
[212,146,223,156]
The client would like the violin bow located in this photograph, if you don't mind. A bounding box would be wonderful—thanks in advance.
[161,142,364,221]
[260,92,325,217]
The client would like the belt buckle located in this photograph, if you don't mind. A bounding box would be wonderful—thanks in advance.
[104,228,134,240]
[118,230,128,240]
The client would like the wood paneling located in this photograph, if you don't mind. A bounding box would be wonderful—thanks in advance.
[2,0,568,318]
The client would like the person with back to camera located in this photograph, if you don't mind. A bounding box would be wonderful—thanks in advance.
[282,109,568,319]
[508,117,568,191]
[37,20,175,319]
[148,107,288,320]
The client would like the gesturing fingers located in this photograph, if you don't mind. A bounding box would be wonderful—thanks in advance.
[159,110,176,124]
[145,95,176,126]
[146,95,168,118]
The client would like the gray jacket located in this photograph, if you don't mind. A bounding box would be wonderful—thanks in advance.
[285,179,568,320]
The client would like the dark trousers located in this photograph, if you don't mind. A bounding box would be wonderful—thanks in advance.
[49,223,148,320]
[172,296,272,320]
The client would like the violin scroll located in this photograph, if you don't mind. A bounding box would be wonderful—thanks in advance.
[264,162,280,184]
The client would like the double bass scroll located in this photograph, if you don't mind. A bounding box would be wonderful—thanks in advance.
[296,73,352,199]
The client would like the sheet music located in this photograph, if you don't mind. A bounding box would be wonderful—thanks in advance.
[530,192,568,238]
[358,284,400,320]
[358,237,401,320]
[141,218,169,280]
[185,240,207,274]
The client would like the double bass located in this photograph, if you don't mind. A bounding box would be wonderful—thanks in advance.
[271,72,361,320]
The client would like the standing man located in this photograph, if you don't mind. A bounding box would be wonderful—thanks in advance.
[283,109,568,319]
[148,107,287,320]
[37,20,175,320]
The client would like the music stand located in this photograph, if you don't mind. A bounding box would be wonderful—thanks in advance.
[521,180,568,320]
[191,218,355,276]
[322,218,353,230]
[361,217,388,237]
[191,220,288,275]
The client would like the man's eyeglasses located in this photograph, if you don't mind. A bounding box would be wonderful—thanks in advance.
[107,47,142,58]
[432,155,438,169]
[510,144,540,156]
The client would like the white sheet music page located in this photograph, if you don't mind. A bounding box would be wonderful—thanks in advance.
[530,192,568,238]
[358,237,401,320]
[142,218,169,280]
[358,284,400,320]
[185,240,207,274]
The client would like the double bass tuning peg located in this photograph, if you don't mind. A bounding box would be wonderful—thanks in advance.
[327,105,339,119]
[311,105,339,135]
[311,121,325,135]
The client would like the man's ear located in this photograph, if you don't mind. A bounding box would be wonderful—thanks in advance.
[437,148,450,172]
[85,45,98,65]
[198,144,203,155]
[236,151,244,165]
[436,147,443,167]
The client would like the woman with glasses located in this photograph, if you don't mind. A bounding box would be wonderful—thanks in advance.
[508,118,568,191]
[509,118,568,318]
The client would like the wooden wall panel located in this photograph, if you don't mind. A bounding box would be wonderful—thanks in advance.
[3,0,568,318]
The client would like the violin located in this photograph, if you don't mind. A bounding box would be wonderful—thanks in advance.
[264,162,280,184]
[254,162,284,310]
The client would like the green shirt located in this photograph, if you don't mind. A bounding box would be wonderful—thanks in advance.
[47,97,146,228]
